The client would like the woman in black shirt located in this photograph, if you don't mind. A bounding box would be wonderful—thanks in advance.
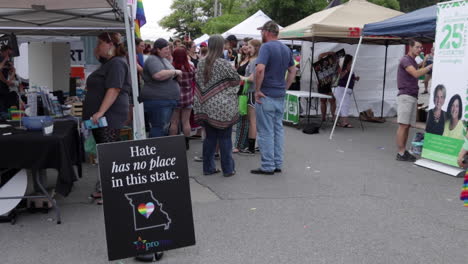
[82,32,130,203]
[185,41,199,68]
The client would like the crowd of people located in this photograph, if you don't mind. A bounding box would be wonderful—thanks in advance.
[1,18,468,263]
[81,21,297,201]
[78,20,297,262]
[2,20,464,214]
[81,32,468,186]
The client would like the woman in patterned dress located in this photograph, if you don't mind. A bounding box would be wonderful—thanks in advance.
[194,35,240,177]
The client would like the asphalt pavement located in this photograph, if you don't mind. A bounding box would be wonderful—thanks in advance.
[1,119,468,264]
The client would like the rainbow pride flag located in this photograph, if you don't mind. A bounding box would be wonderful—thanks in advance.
[460,170,468,207]
[134,0,146,38]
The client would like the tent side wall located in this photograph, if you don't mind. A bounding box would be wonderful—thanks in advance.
[299,41,405,117]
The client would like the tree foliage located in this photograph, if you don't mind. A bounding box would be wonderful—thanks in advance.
[249,0,402,27]
[247,0,328,27]
[160,0,248,38]
[368,0,400,10]
[159,0,448,38]
[202,14,247,35]
[399,0,437,12]
[339,0,400,11]
[159,0,210,38]
[201,0,249,34]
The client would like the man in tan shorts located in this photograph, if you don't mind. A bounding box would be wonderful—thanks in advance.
[396,39,433,161]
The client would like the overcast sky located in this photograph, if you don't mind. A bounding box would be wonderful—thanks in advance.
[140,0,174,41]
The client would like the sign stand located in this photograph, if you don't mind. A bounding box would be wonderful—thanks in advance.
[415,158,464,177]
[0,169,27,224]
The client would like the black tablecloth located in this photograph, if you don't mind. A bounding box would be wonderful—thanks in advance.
[0,120,82,196]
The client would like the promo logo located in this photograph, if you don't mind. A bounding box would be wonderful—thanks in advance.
[133,236,148,250]
[133,236,172,251]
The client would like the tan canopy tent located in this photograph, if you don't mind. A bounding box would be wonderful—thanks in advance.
[279,0,403,44]
[278,0,403,138]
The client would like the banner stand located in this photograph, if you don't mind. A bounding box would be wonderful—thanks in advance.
[415,158,464,178]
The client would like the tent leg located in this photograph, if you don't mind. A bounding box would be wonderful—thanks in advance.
[306,41,315,125]
[123,0,146,140]
[381,43,388,118]
[330,36,363,140]
[352,91,364,131]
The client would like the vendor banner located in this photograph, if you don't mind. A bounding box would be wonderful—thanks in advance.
[422,0,468,167]
[0,34,19,57]
[97,136,195,261]
[70,41,85,66]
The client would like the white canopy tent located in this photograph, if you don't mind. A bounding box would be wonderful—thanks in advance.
[194,33,209,46]
[0,0,145,139]
[221,10,302,45]
[222,10,273,40]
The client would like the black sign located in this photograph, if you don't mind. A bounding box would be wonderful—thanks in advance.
[0,34,19,57]
[313,49,345,92]
[97,136,195,261]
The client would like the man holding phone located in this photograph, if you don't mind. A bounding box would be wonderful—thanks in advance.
[395,39,433,162]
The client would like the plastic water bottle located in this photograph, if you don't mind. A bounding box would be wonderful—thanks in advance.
[52,96,63,117]
[26,87,38,116]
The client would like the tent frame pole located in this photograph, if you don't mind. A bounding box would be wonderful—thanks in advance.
[123,0,145,140]
[351,90,364,131]
[307,40,315,124]
[330,36,363,140]
[381,41,388,118]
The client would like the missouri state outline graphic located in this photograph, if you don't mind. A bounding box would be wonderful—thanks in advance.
[125,190,172,231]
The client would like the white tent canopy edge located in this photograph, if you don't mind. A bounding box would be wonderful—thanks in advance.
[221,10,302,45]
[0,0,145,139]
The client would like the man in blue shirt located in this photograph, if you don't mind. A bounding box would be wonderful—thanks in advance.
[251,21,297,175]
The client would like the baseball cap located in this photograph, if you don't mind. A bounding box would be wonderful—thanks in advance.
[153,38,169,49]
[257,20,279,34]
[200,42,208,47]
[226,35,238,42]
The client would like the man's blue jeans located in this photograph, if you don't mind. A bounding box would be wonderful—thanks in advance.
[255,96,285,172]
[203,124,235,175]
[144,99,178,138]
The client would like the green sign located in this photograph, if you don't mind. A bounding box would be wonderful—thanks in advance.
[283,94,299,124]
[421,133,463,166]
[279,29,306,38]
[422,0,468,167]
